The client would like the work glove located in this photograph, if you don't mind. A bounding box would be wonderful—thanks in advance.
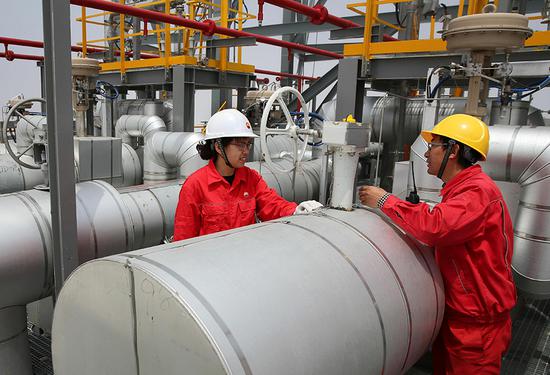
[294,200,323,215]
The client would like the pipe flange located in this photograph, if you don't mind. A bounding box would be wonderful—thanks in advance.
[202,19,217,37]
[310,5,328,25]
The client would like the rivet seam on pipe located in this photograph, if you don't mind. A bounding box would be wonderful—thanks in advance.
[75,194,99,259]
[318,214,414,371]
[147,189,168,240]
[366,206,442,350]
[125,260,141,375]
[16,193,51,296]
[91,181,132,251]
[518,201,550,211]
[511,265,550,282]
[283,221,387,375]
[514,230,550,243]
[0,327,27,345]
[124,193,146,249]
[505,126,520,182]
[128,256,253,375]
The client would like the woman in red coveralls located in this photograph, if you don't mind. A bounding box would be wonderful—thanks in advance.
[359,114,516,374]
[174,109,322,241]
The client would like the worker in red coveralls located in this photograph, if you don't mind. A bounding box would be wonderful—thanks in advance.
[174,109,322,241]
[359,114,516,374]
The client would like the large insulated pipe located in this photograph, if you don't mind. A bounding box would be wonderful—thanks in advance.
[0,143,44,194]
[143,131,206,181]
[52,208,444,375]
[483,126,550,299]
[115,114,167,144]
[115,100,173,131]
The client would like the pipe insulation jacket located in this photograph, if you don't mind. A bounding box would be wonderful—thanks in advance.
[483,126,550,299]
[0,306,32,375]
[115,114,167,144]
[0,144,44,194]
[0,158,320,310]
[51,208,444,375]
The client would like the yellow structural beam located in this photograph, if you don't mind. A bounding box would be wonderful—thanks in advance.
[100,56,255,74]
[344,30,550,57]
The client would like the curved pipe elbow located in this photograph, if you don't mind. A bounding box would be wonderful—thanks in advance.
[115,115,167,144]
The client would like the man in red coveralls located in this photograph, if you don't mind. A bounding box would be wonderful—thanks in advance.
[359,114,516,374]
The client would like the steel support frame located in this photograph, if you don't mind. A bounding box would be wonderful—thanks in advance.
[173,65,196,132]
[42,0,79,298]
[335,58,365,122]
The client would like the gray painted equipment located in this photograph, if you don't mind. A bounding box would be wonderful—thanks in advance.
[0,159,320,373]
[52,208,444,375]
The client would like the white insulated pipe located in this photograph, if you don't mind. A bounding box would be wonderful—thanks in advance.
[483,126,550,299]
[52,208,444,375]
[0,306,32,375]
[143,131,206,181]
[115,114,167,144]
[330,146,360,210]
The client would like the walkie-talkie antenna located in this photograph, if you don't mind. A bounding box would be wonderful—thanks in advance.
[406,160,420,204]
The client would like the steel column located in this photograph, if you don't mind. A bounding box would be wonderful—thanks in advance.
[336,58,364,122]
[173,65,195,132]
[42,0,79,298]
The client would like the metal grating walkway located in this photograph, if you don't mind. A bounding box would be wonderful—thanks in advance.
[502,298,550,375]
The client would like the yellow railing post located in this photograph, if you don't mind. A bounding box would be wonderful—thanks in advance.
[81,6,87,57]
[119,0,126,75]
[220,0,228,71]
[429,14,435,39]
[164,0,171,68]
[458,0,465,17]
[362,0,377,61]
[238,0,243,64]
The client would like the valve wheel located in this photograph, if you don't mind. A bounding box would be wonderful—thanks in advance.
[259,86,309,174]
[2,98,46,170]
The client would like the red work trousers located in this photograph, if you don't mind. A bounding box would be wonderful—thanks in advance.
[432,314,512,375]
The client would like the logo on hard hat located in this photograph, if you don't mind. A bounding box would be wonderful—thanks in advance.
[246,122,251,129]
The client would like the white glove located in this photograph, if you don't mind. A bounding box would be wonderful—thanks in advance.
[294,200,323,215]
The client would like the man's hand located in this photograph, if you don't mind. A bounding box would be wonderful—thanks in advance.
[358,186,388,208]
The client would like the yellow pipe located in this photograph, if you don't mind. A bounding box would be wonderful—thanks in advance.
[81,6,87,57]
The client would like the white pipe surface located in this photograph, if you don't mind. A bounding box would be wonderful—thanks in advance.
[52,208,444,375]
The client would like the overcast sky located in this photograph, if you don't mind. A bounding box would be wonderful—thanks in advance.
[0,1,548,123]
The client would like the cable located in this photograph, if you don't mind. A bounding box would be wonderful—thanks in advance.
[96,80,119,100]
[395,3,405,28]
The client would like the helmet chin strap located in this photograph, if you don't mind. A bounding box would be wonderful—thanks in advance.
[216,139,234,169]
[437,139,456,179]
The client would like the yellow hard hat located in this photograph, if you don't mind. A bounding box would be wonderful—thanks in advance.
[421,114,489,160]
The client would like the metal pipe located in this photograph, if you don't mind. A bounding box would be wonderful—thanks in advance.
[0,36,158,59]
[51,207,444,375]
[262,0,360,28]
[0,306,32,375]
[255,68,318,81]
[69,0,343,59]
[115,114,167,144]
[0,159,321,311]
[0,51,43,61]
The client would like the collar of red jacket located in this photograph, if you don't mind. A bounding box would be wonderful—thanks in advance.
[440,164,482,196]
[206,159,246,187]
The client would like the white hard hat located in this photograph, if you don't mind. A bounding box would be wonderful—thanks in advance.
[203,109,259,140]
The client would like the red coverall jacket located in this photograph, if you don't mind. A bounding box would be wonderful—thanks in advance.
[381,165,516,320]
[174,160,297,241]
